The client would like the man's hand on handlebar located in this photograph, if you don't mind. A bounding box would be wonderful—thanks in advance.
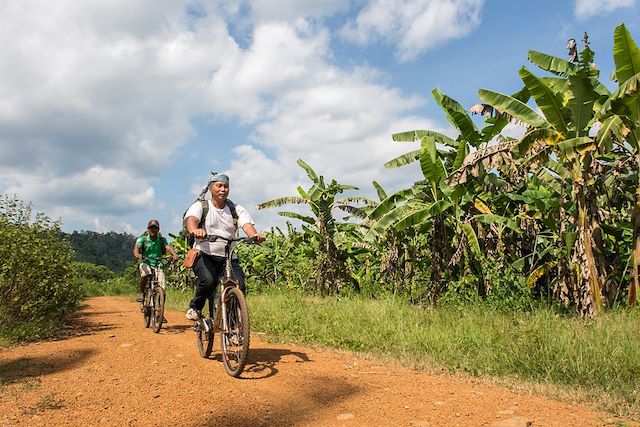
[191,228,206,239]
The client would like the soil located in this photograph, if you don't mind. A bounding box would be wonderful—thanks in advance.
[0,296,635,426]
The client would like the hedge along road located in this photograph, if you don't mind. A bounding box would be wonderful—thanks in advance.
[0,296,631,426]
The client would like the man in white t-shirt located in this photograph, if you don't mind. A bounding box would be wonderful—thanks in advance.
[184,173,265,321]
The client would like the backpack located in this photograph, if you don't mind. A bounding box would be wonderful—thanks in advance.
[183,199,238,247]
[138,232,167,256]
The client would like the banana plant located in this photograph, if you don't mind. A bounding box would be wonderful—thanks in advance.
[257,159,360,294]
[601,24,640,305]
[475,32,638,316]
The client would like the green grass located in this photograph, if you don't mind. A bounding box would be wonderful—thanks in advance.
[245,291,640,418]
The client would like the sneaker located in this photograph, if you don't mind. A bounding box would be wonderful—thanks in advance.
[185,308,199,321]
[136,294,144,303]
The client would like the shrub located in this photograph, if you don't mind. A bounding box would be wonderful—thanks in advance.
[0,195,82,341]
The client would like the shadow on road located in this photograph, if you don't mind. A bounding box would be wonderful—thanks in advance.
[0,348,95,385]
[163,324,193,334]
[241,347,311,380]
[201,374,360,426]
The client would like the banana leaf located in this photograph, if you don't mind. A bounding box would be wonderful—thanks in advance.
[478,88,549,129]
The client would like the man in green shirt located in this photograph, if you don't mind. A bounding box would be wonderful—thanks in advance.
[133,219,178,303]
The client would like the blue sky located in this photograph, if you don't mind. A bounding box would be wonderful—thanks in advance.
[1,0,638,236]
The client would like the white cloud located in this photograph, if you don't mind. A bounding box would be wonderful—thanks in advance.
[341,0,484,62]
[0,1,438,233]
[574,0,635,20]
[0,1,235,223]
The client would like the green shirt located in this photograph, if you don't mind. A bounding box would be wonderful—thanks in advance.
[136,234,168,267]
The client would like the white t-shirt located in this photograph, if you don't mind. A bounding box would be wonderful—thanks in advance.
[184,200,254,257]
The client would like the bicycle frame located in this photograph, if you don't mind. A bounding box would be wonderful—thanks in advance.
[193,235,256,376]
[198,238,244,332]
[141,256,170,332]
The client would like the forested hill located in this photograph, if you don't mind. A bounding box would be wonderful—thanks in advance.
[62,230,136,272]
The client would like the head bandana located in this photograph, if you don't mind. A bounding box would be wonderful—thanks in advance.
[197,172,230,200]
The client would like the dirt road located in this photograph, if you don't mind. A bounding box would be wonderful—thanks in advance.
[0,296,631,426]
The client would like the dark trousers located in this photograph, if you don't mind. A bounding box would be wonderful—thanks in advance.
[189,254,245,316]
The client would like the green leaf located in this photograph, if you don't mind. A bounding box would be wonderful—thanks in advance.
[429,200,452,215]
[452,141,467,171]
[596,115,627,153]
[297,159,318,183]
[372,181,387,201]
[384,150,420,169]
[613,24,640,85]
[528,50,578,76]
[432,88,482,145]
[278,211,315,225]
[462,223,481,257]
[419,136,445,184]
[519,67,568,133]
[567,75,596,136]
[257,196,307,210]
[557,137,595,158]
[478,89,549,129]
[392,129,458,147]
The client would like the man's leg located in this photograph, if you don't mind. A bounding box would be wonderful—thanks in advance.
[137,264,150,302]
[187,255,219,320]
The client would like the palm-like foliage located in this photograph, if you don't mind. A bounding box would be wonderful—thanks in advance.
[476,28,639,316]
[257,159,358,294]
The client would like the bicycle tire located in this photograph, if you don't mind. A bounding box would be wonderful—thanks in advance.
[152,287,165,333]
[143,289,152,328]
[196,318,214,358]
[221,287,250,377]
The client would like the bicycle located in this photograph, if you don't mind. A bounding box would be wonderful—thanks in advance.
[192,235,257,377]
[140,256,172,333]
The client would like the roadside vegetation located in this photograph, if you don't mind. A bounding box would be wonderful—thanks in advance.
[1,23,639,418]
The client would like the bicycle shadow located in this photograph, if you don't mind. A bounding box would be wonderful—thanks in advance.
[162,324,193,334]
[240,347,311,380]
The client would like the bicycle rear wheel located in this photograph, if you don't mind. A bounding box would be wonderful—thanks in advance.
[221,287,250,377]
[152,287,165,333]
[143,289,152,328]
[196,318,214,358]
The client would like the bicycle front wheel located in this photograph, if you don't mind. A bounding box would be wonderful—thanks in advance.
[221,287,250,377]
[143,289,152,328]
[152,287,165,333]
[196,318,214,358]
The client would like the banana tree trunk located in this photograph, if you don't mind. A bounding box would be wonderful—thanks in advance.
[572,182,604,317]
[629,187,640,305]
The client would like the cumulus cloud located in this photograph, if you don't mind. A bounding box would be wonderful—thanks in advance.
[0,1,235,225]
[574,0,635,20]
[341,0,484,62]
[0,1,445,233]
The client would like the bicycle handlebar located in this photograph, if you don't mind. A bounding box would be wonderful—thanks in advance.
[141,255,174,264]
[192,234,259,244]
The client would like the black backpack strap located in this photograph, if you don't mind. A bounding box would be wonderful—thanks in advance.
[198,199,209,228]
[226,199,238,230]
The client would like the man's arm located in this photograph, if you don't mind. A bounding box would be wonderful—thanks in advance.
[133,243,142,260]
[241,223,265,243]
[185,216,206,238]
[165,244,179,262]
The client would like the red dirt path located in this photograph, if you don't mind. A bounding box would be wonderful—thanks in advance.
[0,296,634,426]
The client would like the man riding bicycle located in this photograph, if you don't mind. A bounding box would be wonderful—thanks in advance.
[184,173,265,321]
[133,219,178,303]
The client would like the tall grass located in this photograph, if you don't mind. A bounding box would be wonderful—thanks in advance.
[247,292,640,416]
